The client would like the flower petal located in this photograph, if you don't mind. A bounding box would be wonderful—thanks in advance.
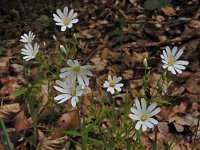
[56,9,65,20]
[149,107,161,117]
[168,66,176,74]
[61,26,67,31]
[103,81,110,88]
[175,60,189,65]
[135,121,142,130]
[166,46,171,56]
[141,98,147,111]
[130,107,141,115]
[107,87,115,94]
[129,114,140,120]
[175,49,183,60]
[147,102,157,112]
[149,118,159,125]
[63,7,68,17]
[135,99,141,111]
[142,123,147,132]
[144,121,154,128]
[172,46,178,56]
[70,18,79,24]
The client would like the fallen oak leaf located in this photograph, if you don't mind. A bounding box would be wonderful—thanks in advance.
[173,122,184,132]
[158,122,169,135]
[51,110,79,138]
[13,111,32,131]
[168,116,191,126]
[0,103,20,122]
[168,101,188,119]
[39,136,69,150]
[161,6,176,16]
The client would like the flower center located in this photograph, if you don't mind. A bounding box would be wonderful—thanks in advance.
[73,66,80,72]
[141,115,147,121]
[63,18,70,26]
[167,57,175,66]
[71,90,76,96]
[109,81,116,87]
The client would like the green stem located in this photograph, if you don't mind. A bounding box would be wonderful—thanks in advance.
[151,70,167,97]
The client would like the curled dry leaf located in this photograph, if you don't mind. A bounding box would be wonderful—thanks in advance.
[122,70,134,80]
[161,6,176,16]
[170,85,185,96]
[188,20,200,29]
[10,64,23,73]
[77,29,101,39]
[168,101,188,119]
[132,52,148,63]
[91,54,107,71]
[169,116,191,126]
[0,60,8,75]
[0,103,20,122]
[173,122,184,132]
[149,132,171,144]
[13,111,32,131]
[185,71,200,94]
[101,47,114,59]
[39,136,69,150]
[0,76,21,101]
[52,110,79,138]
[158,122,169,135]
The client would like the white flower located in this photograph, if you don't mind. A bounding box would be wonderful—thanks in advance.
[103,75,123,94]
[60,59,93,88]
[161,46,189,74]
[129,98,161,132]
[54,79,83,107]
[21,43,39,61]
[20,31,35,43]
[53,6,79,31]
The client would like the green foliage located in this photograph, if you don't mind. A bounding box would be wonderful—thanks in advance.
[151,98,171,105]
[11,87,28,97]
[0,118,13,150]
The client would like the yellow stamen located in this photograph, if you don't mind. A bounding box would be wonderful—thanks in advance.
[167,57,175,66]
[141,115,147,121]
[109,81,116,87]
[71,90,76,96]
[73,66,80,72]
[63,18,70,26]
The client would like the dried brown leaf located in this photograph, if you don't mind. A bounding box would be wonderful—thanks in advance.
[161,6,176,16]
[52,110,79,138]
[158,122,169,135]
[0,76,21,101]
[132,52,148,62]
[13,111,32,131]
[91,54,107,71]
[169,116,191,126]
[173,122,184,132]
[188,20,200,29]
[40,136,69,150]
[0,103,20,122]
[122,70,134,80]
[168,102,188,119]
[77,29,100,39]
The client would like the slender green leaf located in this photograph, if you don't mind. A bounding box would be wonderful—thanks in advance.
[11,87,28,97]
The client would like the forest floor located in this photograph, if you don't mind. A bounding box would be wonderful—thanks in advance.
[0,0,200,149]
